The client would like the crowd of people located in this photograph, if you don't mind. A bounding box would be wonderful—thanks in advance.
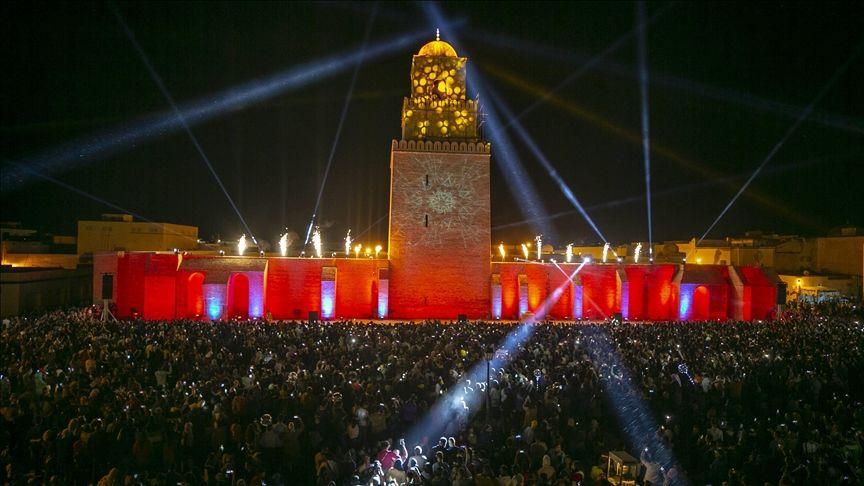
[1,306,862,485]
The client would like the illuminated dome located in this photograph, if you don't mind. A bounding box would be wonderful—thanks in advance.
[417,30,458,57]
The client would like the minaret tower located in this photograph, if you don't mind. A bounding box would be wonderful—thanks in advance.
[387,33,492,319]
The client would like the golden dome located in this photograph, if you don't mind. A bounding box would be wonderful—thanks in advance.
[417,30,458,57]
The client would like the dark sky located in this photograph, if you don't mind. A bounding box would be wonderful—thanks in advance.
[2,1,863,249]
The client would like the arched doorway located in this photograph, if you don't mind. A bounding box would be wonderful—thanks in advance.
[692,285,710,320]
[187,273,205,318]
[229,273,249,319]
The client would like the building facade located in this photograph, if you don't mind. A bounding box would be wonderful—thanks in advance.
[89,37,783,322]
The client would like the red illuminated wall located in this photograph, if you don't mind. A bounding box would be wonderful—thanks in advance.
[737,266,777,320]
[113,253,179,319]
[580,265,618,319]
[388,146,491,319]
[97,252,778,322]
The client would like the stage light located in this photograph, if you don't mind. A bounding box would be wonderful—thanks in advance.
[583,255,591,263]
[237,235,247,256]
[311,228,323,258]
[634,243,642,263]
[374,245,382,259]
[602,243,610,263]
[354,244,362,259]
[696,257,702,264]
[566,244,573,263]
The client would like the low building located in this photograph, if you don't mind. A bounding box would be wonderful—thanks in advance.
[1,266,92,317]
[77,214,198,256]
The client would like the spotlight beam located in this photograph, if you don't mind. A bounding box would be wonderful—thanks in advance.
[485,87,608,244]
[304,4,379,246]
[636,1,654,255]
[402,262,586,447]
[3,159,192,240]
[698,41,864,243]
[581,325,685,482]
[505,2,674,128]
[491,151,859,231]
[1,28,437,192]
[422,3,555,240]
[466,30,864,135]
[483,63,839,230]
[111,4,258,243]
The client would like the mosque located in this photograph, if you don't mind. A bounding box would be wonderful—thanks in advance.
[93,36,782,322]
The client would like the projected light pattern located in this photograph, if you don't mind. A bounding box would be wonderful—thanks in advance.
[699,41,864,243]
[422,2,554,241]
[2,30,431,192]
[636,1,654,253]
[402,263,586,448]
[487,86,608,243]
[112,5,258,242]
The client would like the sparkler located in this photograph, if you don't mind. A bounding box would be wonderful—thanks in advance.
[521,243,530,260]
[344,230,352,258]
[279,233,289,257]
[634,242,642,263]
[498,243,506,261]
[602,243,610,263]
[374,245,382,259]
[311,228,322,258]
[238,235,247,256]
[354,243,362,259]
[566,244,573,263]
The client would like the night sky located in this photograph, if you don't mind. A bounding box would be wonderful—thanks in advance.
[2,1,863,249]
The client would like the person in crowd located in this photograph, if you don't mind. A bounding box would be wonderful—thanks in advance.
[0,301,862,485]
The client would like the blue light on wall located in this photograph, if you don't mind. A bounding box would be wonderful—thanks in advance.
[491,284,502,319]
[679,284,694,320]
[572,285,583,319]
[203,284,225,320]
[621,282,630,320]
[519,279,529,317]
[377,280,389,319]
[249,274,264,319]
[321,280,336,320]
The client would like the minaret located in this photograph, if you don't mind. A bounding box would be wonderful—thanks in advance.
[387,34,492,319]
